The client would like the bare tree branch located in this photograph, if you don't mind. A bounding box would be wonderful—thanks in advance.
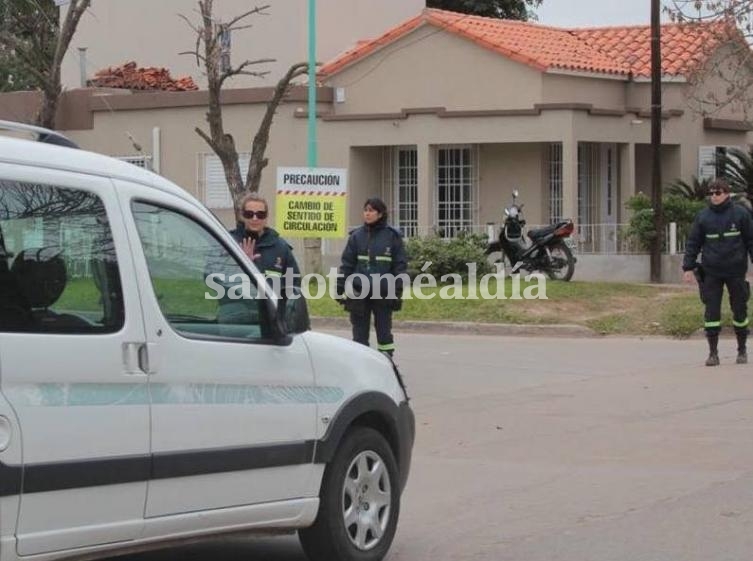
[219,57,275,87]
[195,126,218,152]
[178,50,208,64]
[246,62,309,192]
[665,1,753,119]
[226,5,270,29]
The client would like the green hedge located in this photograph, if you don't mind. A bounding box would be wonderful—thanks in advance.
[405,232,493,280]
[626,193,705,251]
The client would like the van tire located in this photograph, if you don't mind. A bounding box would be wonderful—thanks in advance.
[299,427,400,561]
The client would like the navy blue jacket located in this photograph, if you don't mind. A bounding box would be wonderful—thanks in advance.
[230,226,300,284]
[338,218,407,301]
[683,198,753,277]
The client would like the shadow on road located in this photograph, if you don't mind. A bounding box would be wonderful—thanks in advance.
[115,535,307,561]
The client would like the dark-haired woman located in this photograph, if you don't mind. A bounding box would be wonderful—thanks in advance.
[338,197,407,357]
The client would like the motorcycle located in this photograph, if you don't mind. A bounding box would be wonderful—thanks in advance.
[486,190,577,281]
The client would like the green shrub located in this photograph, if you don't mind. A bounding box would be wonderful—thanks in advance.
[405,232,493,280]
[625,193,705,251]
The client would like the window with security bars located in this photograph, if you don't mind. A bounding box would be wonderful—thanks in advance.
[435,145,477,238]
[116,155,152,170]
[200,153,250,209]
[394,147,418,238]
[547,143,563,223]
[578,143,599,227]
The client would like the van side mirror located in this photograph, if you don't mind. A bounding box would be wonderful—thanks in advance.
[283,287,311,334]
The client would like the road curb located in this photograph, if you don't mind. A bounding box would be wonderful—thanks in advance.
[311,316,596,338]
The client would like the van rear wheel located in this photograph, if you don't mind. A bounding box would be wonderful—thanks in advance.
[299,427,399,561]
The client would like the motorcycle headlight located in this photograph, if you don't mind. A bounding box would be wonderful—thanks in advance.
[507,206,519,218]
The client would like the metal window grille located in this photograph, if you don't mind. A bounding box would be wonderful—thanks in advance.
[547,142,563,223]
[605,145,615,217]
[393,146,418,238]
[435,145,478,238]
[198,153,250,209]
[577,142,599,235]
[115,155,152,170]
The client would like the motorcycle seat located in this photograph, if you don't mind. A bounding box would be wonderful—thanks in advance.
[528,221,569,240]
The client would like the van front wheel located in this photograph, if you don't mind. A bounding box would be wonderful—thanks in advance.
[299,427,400,561]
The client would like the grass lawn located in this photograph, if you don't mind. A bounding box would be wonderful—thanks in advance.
[306,278,719,338]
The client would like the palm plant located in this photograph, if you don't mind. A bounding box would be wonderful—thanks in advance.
[666,176,712,201]
[718,147,753,198]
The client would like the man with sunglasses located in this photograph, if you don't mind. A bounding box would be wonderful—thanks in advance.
[230,193,300,288]
[683,178,753,366]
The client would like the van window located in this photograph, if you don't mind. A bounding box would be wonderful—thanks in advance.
[0,180,124,333]
[131,201,268,341]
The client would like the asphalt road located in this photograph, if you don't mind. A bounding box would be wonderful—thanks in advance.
[117,332,753,561]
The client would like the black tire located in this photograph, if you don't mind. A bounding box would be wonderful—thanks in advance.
[299,427,400,561]
[546,241,575,281]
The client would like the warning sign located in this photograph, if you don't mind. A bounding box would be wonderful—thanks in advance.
[275,167,347,239]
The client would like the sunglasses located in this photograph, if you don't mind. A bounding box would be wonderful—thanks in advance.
[708,190,726,196]
[242,210,268,219]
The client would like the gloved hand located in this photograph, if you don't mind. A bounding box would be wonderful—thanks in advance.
[337,296,352,312]
[390,297,403,311]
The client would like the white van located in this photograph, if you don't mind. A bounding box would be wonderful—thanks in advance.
[0,123,413,561]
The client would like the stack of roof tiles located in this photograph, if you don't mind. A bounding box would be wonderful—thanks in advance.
[320,8,739,79]
[89,61,198,92]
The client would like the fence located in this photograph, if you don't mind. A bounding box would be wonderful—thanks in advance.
[431,222,686,255]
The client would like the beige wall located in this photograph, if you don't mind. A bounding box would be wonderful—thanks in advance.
[634,144,682,195]
[478,144,545,226]
[326,24,544,114]
[61,0,424,89]
[542,73,627,110]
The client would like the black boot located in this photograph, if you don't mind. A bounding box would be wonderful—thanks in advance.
[736,331,748,364]
[706,333,720,367]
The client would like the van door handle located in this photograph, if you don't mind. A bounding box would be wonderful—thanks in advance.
[122,342,147,376]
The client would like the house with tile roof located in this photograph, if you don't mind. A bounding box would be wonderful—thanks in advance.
[316,9,753,255]
[2,8,751,280]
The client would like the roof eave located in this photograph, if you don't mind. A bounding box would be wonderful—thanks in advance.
[632,74,688,83]
[545,67,631,81]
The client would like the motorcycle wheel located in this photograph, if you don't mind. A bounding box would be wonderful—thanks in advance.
[546,241,575,281]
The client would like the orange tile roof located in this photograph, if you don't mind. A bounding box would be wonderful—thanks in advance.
[320,8,739,79]
[572,22,731,78]
[90,61,198,92]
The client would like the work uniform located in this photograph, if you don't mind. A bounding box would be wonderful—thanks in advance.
[338,218,407,355]
[230,225,300,283]
[683,197,753,338]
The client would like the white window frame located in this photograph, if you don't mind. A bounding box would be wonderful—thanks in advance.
[198,153,250,209]
[698,145,744,181]
[115,155,152,171]
[434,144,478,238]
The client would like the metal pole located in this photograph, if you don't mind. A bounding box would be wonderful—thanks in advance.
[307,0,317,168]
[650,0,663,283]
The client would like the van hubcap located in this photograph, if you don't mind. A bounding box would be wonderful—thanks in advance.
[342,450,391,551]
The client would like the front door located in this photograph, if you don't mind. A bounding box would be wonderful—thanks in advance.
[0,166,149,555]
[114,182,319,527]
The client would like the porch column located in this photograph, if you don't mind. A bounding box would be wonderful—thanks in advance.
[562,139,578,223]
[619,142,636,222]
[417,143,432,236]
